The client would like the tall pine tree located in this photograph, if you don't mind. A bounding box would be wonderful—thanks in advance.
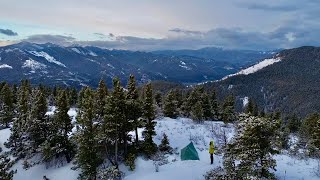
[42,90,74,163]
[0,83,14,128]
[75,88,101,180]
[143,83,157,156]
[126,75,142,146]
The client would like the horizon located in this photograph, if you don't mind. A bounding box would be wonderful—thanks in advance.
[0,0,319,51]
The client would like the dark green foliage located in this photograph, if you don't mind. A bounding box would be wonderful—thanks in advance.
[286,114,301,133]
[163,90,178,118]
[201,92,212,120]
[311,117,320,150]
[143,83,157,156]
[126,75,143,145]
[103,78,128,166]
[301,113,320,140]
[42,90,75,163]
[0,148,15,180]
[154,92,162,107]
[95,79,108,120]
[75,88,101,180]
[27,88,48,152]
[221,95,236,123]
[125,153,136,171]
[159,133,172,153]
[191,101,204,123]
[0,83,14,128]
[209,89,219,120]
[6,80,30,158]
[222,114,279,179]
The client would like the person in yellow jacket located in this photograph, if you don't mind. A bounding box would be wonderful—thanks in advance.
[209,140,214,164]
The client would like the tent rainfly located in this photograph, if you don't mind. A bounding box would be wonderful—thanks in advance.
[180,142,200,160]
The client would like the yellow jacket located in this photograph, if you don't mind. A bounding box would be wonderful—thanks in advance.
[209,141,214,154]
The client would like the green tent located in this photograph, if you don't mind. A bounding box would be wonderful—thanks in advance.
[180,142,200,160]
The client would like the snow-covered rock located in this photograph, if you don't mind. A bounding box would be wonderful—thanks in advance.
[0,64,13,69]
[22,59,47,71]
[28,51,66,67]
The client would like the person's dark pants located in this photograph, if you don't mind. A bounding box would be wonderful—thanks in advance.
[210,153,213,164]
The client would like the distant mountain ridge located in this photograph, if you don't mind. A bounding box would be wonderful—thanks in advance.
[0,42,276,88]
[153,47,279,67]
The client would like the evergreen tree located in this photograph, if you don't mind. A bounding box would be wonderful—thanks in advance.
[210,90,219,120]
[286,114,301,133]
[125,75,142,145]
[7,80,30,158]
[224,114,279,179]
[103,78,127,166]
[159,133,172,153]
[95,79,108,120]
[75,88,101,180]
[311,117,320,152]
[42,90,74,163]
[0,148,15,180]
[245,98,254,115]
[154,92,162,107]
[163,90,178,118]
[143,83,157,156]
[0,83,14,128]
[221,95,236,123]
[191,101,204,123]
[301,113,319,141]
[245,98,259,116]
[27,88,48,152]
[201,92,212,120]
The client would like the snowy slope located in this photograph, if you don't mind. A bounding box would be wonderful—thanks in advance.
[222,57,282,80]
[28,51,66,67]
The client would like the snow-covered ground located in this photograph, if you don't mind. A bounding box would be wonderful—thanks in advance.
[0,111,319,180]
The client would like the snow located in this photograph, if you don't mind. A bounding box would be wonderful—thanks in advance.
[222,57,282,80]
[124,118,234,180]
[22,59,47,71]
[0,64,13,69]
[71,48,81,54]
[71,48,97,56]
[0,128,11,152]
[28,51,66,67]
[242,97,249,107]
[12,161,79,180]
[179,61,192,70]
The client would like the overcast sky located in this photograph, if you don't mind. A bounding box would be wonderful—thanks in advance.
[0,0,319,50]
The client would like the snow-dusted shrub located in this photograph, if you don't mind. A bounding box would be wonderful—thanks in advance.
[97,166,123,180]
[204,167,226,180]
[125,153,136,171]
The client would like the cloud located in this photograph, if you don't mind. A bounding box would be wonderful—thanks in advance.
[24,34,75,45]
[169,28,202,35]
[0,29,18,36]
[238,2,298,12]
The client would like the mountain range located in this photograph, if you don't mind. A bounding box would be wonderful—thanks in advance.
[0,42,277,88]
